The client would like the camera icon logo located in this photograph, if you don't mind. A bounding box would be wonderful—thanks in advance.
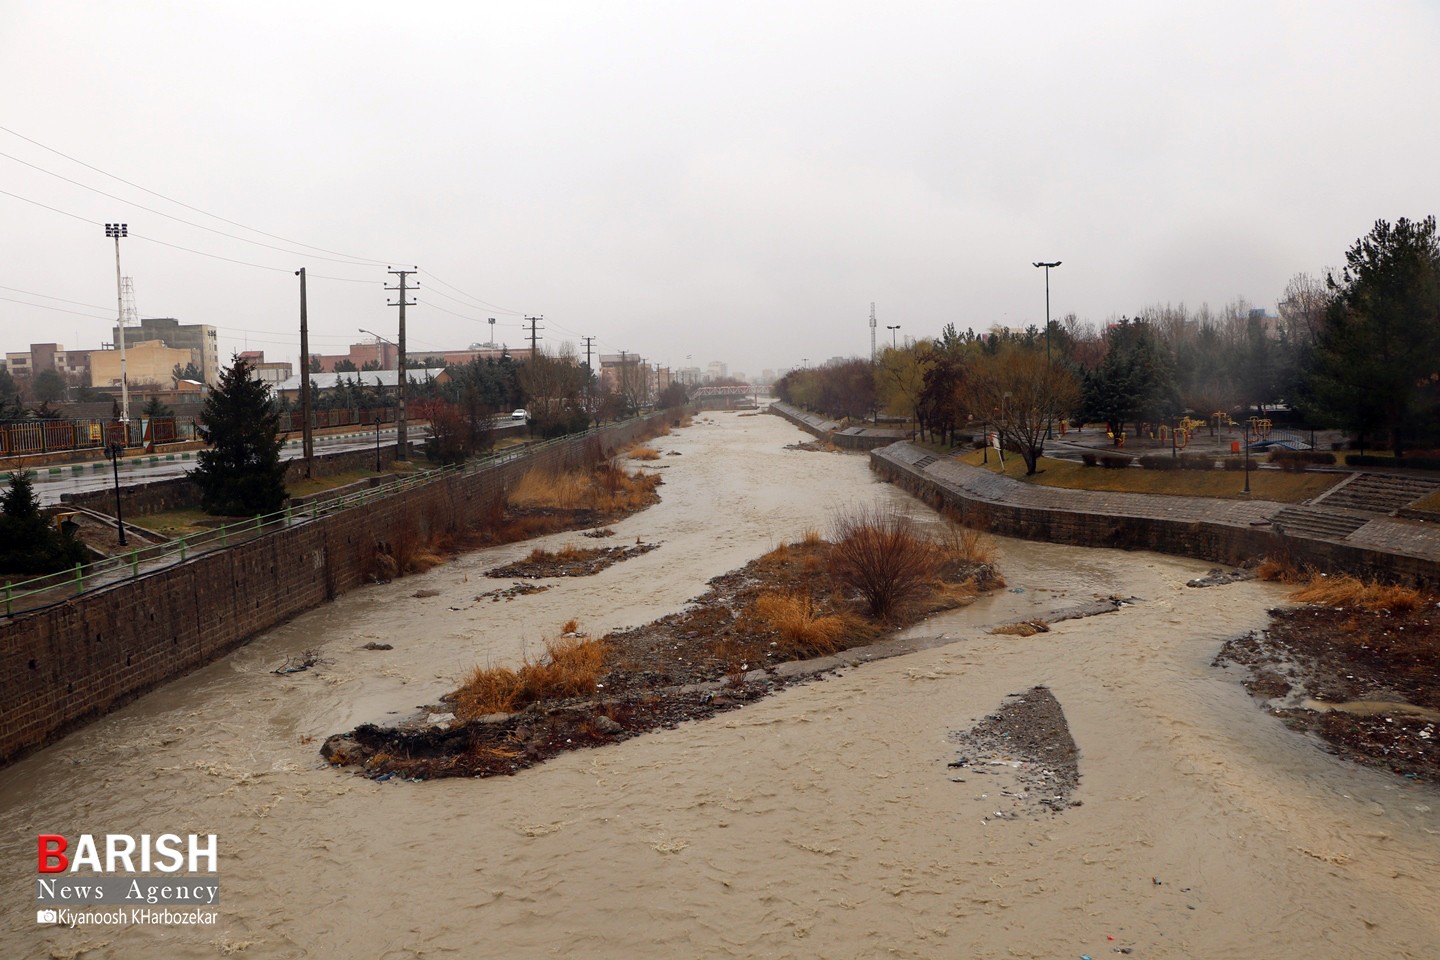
[37,909,58,924]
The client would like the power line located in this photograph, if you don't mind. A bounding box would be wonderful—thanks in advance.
[0,186,381,283]
[1,150,382,267]
[418,269,524,316]
[0,295,111,320]
[0,284,112,312]
[0,125,398,266]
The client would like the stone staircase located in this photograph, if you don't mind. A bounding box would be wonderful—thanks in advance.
[1311,472,1440,515]
[1269,506,1373,541]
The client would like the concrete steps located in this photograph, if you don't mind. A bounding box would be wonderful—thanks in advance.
[1312,473,1440,515]
[1271,506,1372,541]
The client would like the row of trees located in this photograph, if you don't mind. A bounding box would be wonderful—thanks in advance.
[777,216,1440,470]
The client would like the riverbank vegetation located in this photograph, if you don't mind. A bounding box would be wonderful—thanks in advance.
[1217,569,1439,782]
[777,215,1440,463]
[323,517,1004,779]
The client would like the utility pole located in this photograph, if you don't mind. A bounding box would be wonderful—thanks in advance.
[582,335,596,419]
[386,267,416,460]
[105,223,130,431]
[526,315,544,360]
[1033,261,1061,438]
[295,268,313,478]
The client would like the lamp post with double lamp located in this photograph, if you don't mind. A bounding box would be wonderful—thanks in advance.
[1243,420,1252,496]
[1033,260,1061,438]
[887,325,901,349]
[358,328,396,427]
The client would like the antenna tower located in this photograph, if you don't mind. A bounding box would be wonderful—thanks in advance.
[869,302,877,363]
[121,277,140,330]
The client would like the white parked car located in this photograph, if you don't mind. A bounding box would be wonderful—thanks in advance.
[511,408,528,420]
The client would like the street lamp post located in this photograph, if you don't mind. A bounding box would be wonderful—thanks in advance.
[359,327,396,425]
[886,324,900,349]
[374,413,382,472]
[105,223,131,429]
[1243,421,1252,495]
[107,440,127,546]
[1033,260,1061,438]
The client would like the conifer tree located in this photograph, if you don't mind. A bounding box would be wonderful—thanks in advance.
[190,354,288,515]
[0,471,87,573]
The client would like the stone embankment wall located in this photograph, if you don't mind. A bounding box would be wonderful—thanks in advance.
[871,444,1440,588]
[0,416,667,765]
[769,402,909,450]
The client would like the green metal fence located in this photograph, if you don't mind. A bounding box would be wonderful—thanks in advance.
[2,420,635,617]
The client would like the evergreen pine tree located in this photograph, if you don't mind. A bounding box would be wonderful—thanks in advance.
[0,471,87,573]
[190,355,288,516]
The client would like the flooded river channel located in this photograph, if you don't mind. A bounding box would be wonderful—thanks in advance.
[3,411,1437,958]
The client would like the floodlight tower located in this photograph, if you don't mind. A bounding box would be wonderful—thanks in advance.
[869,302,877,363]
[105,223,130,426]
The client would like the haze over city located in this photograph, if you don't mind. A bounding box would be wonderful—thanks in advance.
[3,1,1436,378]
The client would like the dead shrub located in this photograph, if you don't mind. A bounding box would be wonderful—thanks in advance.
[828,505,939,619]
[753,591,857,657]
[935,522,996,568]
[628,445,661,461]
[800,528,823,546]
[451,634,610,719]
[1256,557,1304,583]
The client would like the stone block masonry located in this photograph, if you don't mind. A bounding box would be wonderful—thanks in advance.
[0,417,667,766]
[871,443,1440,590]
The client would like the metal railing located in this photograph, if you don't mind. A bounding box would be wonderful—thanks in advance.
[2,417,648,617]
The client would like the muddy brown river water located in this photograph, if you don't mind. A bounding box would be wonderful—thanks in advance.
[3,411,1438,959]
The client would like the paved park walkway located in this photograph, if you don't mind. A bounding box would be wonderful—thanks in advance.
[880,441,1440,567]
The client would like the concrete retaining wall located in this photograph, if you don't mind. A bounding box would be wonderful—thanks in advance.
[0,416,667,765]
[769,402,909,450]
[871,446,1440,588]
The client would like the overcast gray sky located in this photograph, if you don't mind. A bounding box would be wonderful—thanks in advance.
[3,1,1437,380]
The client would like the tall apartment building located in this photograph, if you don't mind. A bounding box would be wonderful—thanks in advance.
[113,317,219,385]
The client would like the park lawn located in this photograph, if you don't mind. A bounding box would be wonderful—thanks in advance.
[1412,489,1440,514]
[144,464,421,537]
[955,448,1342,503]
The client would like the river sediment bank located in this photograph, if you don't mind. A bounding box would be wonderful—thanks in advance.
[3,411,1437,959]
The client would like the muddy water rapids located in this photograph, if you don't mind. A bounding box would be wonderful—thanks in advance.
[3,411,1437,959]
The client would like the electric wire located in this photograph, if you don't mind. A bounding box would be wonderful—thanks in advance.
[0,296,111,320]
[0,125,398,266]
[1,150,383,267]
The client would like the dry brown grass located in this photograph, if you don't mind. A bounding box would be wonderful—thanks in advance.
[526,542,587,563]
[800,527,823,546]
[628,445,661,461]
[510,467,592,510]
[989,619,1051,637]
[1290,574,1426,614]
[451,633,611,719]
[754,591,860,657]
[508,461,661,515]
